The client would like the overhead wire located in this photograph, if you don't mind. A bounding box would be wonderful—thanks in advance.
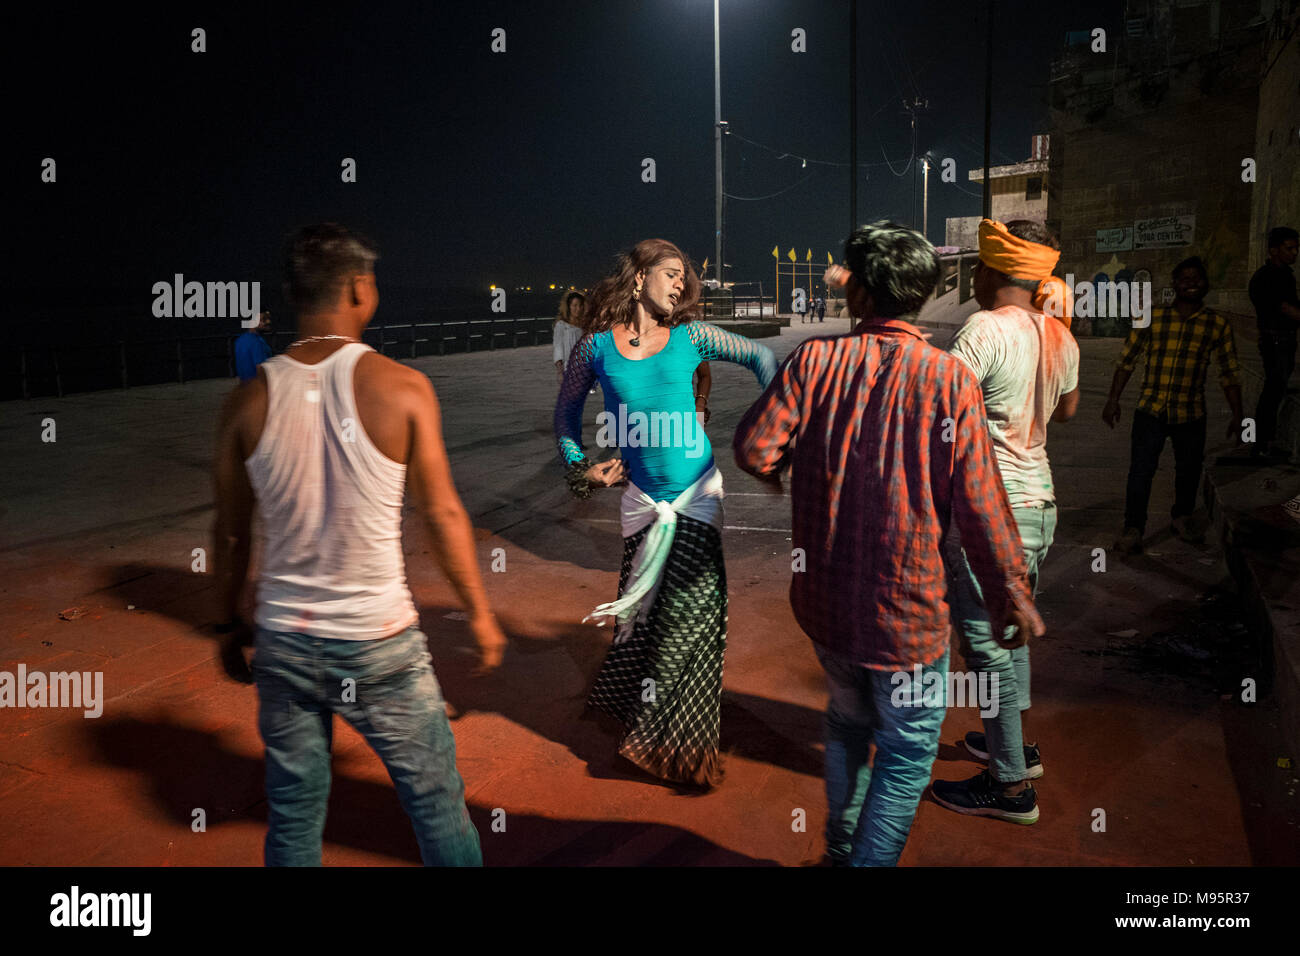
[724,170,817,202]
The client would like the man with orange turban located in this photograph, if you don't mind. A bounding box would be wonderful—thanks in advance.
[931,219,1080,826]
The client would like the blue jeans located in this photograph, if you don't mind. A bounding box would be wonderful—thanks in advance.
[947,502,1056,784]
[253,625,482,866]
[815,645,949,867]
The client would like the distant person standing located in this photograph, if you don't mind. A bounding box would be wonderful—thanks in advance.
[1104,257,1243,553]
[815,295,826,322]
[1250,226,1300,459]
[554,291,587,385]
[235,311,273,382]
[213,223,506,866]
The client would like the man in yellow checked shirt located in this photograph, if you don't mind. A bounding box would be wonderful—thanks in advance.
[1103,256,1243,553]
[931,219,1080,825]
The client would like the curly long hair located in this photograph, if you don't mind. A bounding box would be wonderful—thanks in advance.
[583,239,702,333]
[556,290,586,325]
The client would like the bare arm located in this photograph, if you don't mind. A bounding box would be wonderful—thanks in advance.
[1052,385,1080,423]
[212,384,257,681]
[406,372,506,671]
[1102,367,1132,428]
[213,387,255,624]
[694,361,712,423]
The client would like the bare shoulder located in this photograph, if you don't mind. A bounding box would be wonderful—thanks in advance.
[218,372,269,458]
[356,351,432,406]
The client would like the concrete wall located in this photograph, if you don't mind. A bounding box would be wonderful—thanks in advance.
[987,173,1050,223]
[1049,87,1259,314]
[945,174,1050,250]
[1249,5,1300,270]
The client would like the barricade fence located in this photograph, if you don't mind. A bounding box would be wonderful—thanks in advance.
[6,316,558,401]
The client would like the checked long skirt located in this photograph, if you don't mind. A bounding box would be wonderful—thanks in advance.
[586,514,727,789]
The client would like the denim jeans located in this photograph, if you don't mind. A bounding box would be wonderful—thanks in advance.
[947,503,1056,784]
[253,624,482,866]
[1123,410,1207,532]
[814,645,949,867]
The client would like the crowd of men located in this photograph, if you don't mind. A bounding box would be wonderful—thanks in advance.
[214,218,1297,866]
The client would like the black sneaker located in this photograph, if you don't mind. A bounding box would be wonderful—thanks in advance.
[932,770,1039,824]
[962,731,1044,779]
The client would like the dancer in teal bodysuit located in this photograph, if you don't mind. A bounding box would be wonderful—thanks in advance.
[555,239,776,788]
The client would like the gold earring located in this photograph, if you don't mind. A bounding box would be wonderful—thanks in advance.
[633,282,643,299]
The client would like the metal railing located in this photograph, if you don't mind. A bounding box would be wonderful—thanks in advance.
[8,316,557,401]
[937,251,979,303]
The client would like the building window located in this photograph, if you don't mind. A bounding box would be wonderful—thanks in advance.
[1026,176,1043,200]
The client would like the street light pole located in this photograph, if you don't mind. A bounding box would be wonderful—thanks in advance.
[922,156,930,241]
[849,0,857,236]
[982,0,994,220]
[714,0,723,286]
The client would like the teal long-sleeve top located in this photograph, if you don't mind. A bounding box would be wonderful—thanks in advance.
[555,321,778,502]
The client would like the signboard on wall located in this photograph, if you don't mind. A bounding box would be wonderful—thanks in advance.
[1096,227,1133,252]
[1133,215,1196,250]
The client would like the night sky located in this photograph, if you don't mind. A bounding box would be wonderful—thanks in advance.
[17,0,1122,312]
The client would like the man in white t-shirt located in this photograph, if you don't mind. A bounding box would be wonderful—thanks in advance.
[931,219,1080,826]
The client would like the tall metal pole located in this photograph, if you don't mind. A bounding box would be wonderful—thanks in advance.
[910,108,918,228]
[922,157,930,241]
[714,0,723,286]
[982,0,994,220]
[849,0,858,236]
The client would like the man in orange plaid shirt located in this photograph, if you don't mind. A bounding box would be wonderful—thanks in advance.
[734,221,1043,866]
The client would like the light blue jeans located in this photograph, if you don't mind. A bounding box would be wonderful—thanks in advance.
[815,645,949,867]
[253,624,482,866]
[947,503,1056,784]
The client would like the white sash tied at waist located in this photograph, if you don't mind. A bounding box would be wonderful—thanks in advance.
[583,464,725,644]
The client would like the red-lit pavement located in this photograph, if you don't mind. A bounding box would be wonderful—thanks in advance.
[1,309,1295,865]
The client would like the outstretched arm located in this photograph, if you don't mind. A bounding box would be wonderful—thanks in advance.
[553,335,626,497]
[1103,325,1145,428]
[1215,319,1244,439]
[554,334,598,467]
[734,346,806,481]
[406,371,507,674]
[686,322,779,389]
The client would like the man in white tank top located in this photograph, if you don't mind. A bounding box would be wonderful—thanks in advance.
[213,223,507,866]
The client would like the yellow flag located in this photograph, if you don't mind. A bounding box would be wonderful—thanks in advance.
[787,248,796,262]
[806,249,812,261]
[771,246,779,258]
[701,258,709,275]
[827,252,834,265]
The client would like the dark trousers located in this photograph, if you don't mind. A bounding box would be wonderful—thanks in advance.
[1254,332,1296,450]
[1123,410,1207,532]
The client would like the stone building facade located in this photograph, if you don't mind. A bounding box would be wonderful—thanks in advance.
[1249,2,1300,269]
[945,136,1051,250]
[1047,0,1272,317]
